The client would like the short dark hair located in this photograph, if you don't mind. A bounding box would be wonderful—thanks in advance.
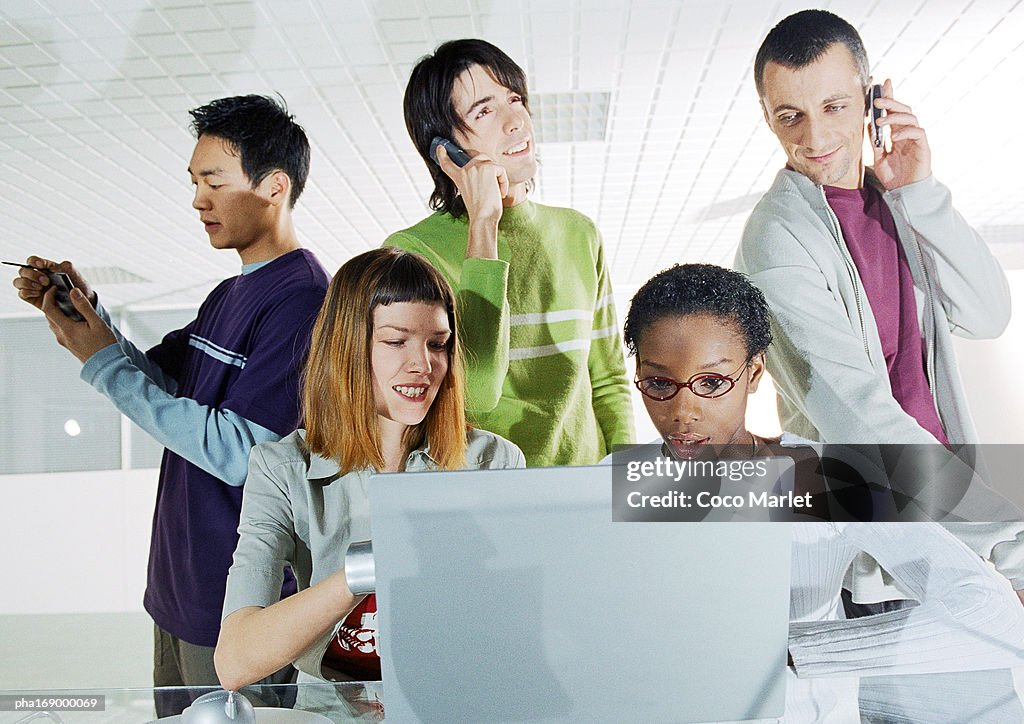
[754,10,869,99]
[189,94,310,207]
[403,39,530,218]
[624,264,773,359]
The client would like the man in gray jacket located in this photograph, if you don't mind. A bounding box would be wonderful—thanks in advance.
[735,10,1022,607]
[737,9,1009,447]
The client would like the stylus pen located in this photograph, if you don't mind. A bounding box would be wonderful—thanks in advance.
[2,261,47,271]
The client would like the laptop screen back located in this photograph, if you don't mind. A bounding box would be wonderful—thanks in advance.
[369,465,791,723]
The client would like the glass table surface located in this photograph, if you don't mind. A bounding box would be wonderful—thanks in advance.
[0,667,1021,723]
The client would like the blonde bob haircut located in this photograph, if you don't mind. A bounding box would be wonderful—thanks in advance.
[302,247,467,474]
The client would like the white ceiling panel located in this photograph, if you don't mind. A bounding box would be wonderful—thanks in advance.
[1,0,1022,317]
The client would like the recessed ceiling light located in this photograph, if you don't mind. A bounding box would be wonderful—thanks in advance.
[532,92,611,144]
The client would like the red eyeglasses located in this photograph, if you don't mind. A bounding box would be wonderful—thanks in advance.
[634,359,750,401]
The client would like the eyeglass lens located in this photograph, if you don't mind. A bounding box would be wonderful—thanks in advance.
[636,373,734,400]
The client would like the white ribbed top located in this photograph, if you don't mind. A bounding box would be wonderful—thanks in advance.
[789,522,1024,677]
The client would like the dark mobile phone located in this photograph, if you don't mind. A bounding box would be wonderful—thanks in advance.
[2,261,85,321]
[429,136,471,168]
[867,84,884,148]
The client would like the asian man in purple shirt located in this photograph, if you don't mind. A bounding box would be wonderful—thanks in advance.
[13,94,330,715]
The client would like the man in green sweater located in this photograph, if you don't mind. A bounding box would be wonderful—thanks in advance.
[386,39,634,466]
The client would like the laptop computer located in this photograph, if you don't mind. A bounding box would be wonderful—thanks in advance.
[368,465,791,723]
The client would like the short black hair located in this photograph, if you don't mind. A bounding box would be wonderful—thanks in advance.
[624,264,772,359]
[403,39,530,218]
[754,9,869,99]
[189,94,310,208]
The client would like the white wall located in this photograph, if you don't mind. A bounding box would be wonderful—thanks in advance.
[0,469,156,615]
[953,268,1024,444]
[0,470,156,688]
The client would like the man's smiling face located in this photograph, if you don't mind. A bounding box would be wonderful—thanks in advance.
[449,63,536,199]
[760,43,867,189]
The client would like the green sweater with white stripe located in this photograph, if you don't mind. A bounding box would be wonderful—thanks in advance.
[385,200,634,466]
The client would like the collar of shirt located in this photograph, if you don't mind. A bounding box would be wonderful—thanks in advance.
[301,430,438,481]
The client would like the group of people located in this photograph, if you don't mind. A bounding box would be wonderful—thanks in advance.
[11,8,1024,715]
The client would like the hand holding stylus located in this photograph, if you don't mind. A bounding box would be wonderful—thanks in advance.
[10,256,96,311]
[39,283,116,364]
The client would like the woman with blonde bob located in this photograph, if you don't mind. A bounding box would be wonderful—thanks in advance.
[214,247,524,690]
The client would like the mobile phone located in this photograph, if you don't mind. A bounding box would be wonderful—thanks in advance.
[2,261,85,321]
[429,136,471,168]
[866,84,884,148]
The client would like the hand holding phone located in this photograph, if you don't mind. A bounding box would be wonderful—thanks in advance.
[429,137,471,168]
[867,84,884,148]
[3,261,86,321]
[866,79,931,189]
[428,135,508,252]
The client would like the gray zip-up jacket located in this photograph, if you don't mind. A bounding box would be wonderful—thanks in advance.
[736,168,1010,446]
[736,168,1023,597]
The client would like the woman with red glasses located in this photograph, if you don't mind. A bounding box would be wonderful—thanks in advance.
[619,263,1024,677]
[626,262,782,461]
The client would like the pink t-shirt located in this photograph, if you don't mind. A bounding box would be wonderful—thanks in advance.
[824,184,948,445]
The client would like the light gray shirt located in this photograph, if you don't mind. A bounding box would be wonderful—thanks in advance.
[223,426,525,677]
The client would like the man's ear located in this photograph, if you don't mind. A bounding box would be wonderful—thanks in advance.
[759,99,771,127]
[747,352,767,394]
[264,170,292,208]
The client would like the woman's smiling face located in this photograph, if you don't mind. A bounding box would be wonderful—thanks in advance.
[371,301,451,431]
